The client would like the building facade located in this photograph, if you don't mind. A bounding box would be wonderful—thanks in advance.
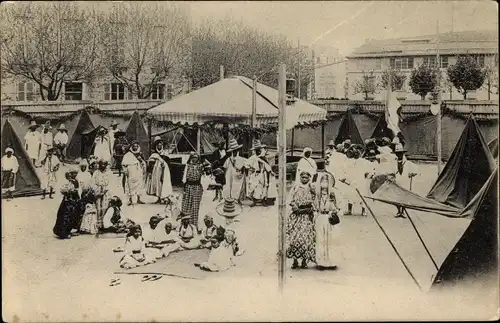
[346,30,498,101]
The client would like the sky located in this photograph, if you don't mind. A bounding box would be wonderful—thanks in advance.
[188,1,498,56]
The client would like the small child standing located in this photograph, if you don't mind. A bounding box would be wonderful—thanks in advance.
[41,147,60,199]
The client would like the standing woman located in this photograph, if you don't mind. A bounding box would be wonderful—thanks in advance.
[314,172,340,270]
[286,171,316,269]
[53,171,80,239]
[122,141,147,205]
[295,147,317,185]
[181,152,210,231]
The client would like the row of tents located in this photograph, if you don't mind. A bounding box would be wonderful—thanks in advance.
[368,114,498,289]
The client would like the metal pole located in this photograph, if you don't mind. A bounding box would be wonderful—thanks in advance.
[321,123,325,159]
[404,209,439,270]
[297,38,301,99]
[436,21,442,174]
[220,65,224,81]
[196,126,201,154]
[278,64,287,292]
[290,128,295,157]
[252,76,257,139]
[356,189,422,291]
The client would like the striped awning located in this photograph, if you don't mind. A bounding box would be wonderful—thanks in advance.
[147,76,327,127]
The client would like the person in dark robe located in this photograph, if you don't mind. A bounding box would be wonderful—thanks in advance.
[210,141,228,201]
[53,171,81,239]
[113,130,129,176]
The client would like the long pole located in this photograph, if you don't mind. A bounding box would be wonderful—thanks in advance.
[297,38,301,99]
[196,126,201,154]
[277,64,287,292]
[252,76,257,135]
[321,123,325,159]
[290,128,295,157]
[220,65,224,81]
[436,21,442,174]
[404,209,439,270]
[356,189,422,291]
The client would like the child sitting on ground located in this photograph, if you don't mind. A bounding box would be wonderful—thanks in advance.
[101,196,131,233]
[119,225,156,269]
[196,231,234,272]
[199,214,218,248]
[160,222,182,257]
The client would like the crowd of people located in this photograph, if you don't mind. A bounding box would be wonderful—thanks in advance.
[285,135,420,270]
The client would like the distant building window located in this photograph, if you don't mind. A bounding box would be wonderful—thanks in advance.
[17,82,35,102]
[375,58,382,70]
[166,84,173,100]
[475,54,485,67]
[151,84,165,100]
[316,57,321,64]
[423,56,437,67]
[441,56,448,68]
[104,83,125,100]
[64,82,83,100]
[390,57,413,69]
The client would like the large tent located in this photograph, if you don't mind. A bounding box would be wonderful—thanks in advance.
[81,125,106,158]
[427,115,496,208]
[65,110,96,160]
[147,76,326,128]
[370,114,395,140]
[1,120,43,197]
[125,111,150,159]
[488,137,498,158]
[432,168,498,288]
[334,109,364,146]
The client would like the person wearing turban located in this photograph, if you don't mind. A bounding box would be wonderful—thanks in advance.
[1,148,19,200]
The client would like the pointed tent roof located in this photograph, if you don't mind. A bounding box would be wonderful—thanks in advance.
[1,120,43,197]
[334,109,364,145]
[432,168,498,288]
[147,76,326,127]
[427,115,496,208]
[488,137,498,158]
[370,114,395,139]
[125,111,150,158]
[66,110,95,160]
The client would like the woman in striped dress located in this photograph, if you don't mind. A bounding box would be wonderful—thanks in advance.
[181,153,210,231]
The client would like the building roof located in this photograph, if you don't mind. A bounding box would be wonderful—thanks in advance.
[147,76,327,127]
[347,30,498,58]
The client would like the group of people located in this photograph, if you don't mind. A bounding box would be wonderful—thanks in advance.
[286,135,420,270]
[118,213,244,272]
[24,120,69,166]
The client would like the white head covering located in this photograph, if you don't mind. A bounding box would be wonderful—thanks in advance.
[5,148,14,154]
[302,147,313,157]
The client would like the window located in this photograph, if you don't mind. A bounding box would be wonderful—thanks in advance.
[64,82,83,100]
[316,57,321,64]
[475,55,485,67]
[440,56,448,68]
[166,84,173,100]
[104,83,125,100]
[375,58,382,70]
[151,84,165,100]
[17,82,35,101]
[390,57,414,69]
[423,56,437,67]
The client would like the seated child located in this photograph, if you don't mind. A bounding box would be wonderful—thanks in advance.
[119,225,156,269]
[160,222,182,257]
[196,232,234,272]
[142,215,165,259]
[224,229,245,257]
[101,196,129,233]
[177,214,201,250]
[199,214,218,248]
[80,203,98,234]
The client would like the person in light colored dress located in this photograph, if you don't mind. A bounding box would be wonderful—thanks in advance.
[24,121,41,166]
[1,148,19,200]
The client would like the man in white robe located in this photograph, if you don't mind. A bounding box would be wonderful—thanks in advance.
[222,139,246,203]
[1,148,19,200]
[54,124,69,163]
[121,141,147,205]
[93,128,112,164]
[324,140,336,165]
[146,137,173,204]
[38,122,54,166]
[143,216,165,259]
[24,121,41,167]
[295,147,317,184]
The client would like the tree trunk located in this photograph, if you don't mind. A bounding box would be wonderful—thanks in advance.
[364,92,368,100]
[488,81,491,100]
[421,94,426,100]
[463,90,467,100]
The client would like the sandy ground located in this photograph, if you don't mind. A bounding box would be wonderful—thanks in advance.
[2,163,498,322]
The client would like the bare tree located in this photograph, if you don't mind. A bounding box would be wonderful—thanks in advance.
[0,2,102,101]
[189,17,293,89]
[482,63,499,100]
[100,1,191,99]
[352,72,377,100]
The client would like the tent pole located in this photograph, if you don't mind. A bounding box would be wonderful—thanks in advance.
[356,189,422,291]
[196,125,201,154]
[147,117,152,156]
[321,122,325,159]
[277,64,287,293]
[290,128,295,157]
[405,209,439,270]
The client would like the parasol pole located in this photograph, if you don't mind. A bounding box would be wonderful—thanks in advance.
[278,64,287,292]
[356,189,422,291]
[436,20,443,174]
[404,209,439,270]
